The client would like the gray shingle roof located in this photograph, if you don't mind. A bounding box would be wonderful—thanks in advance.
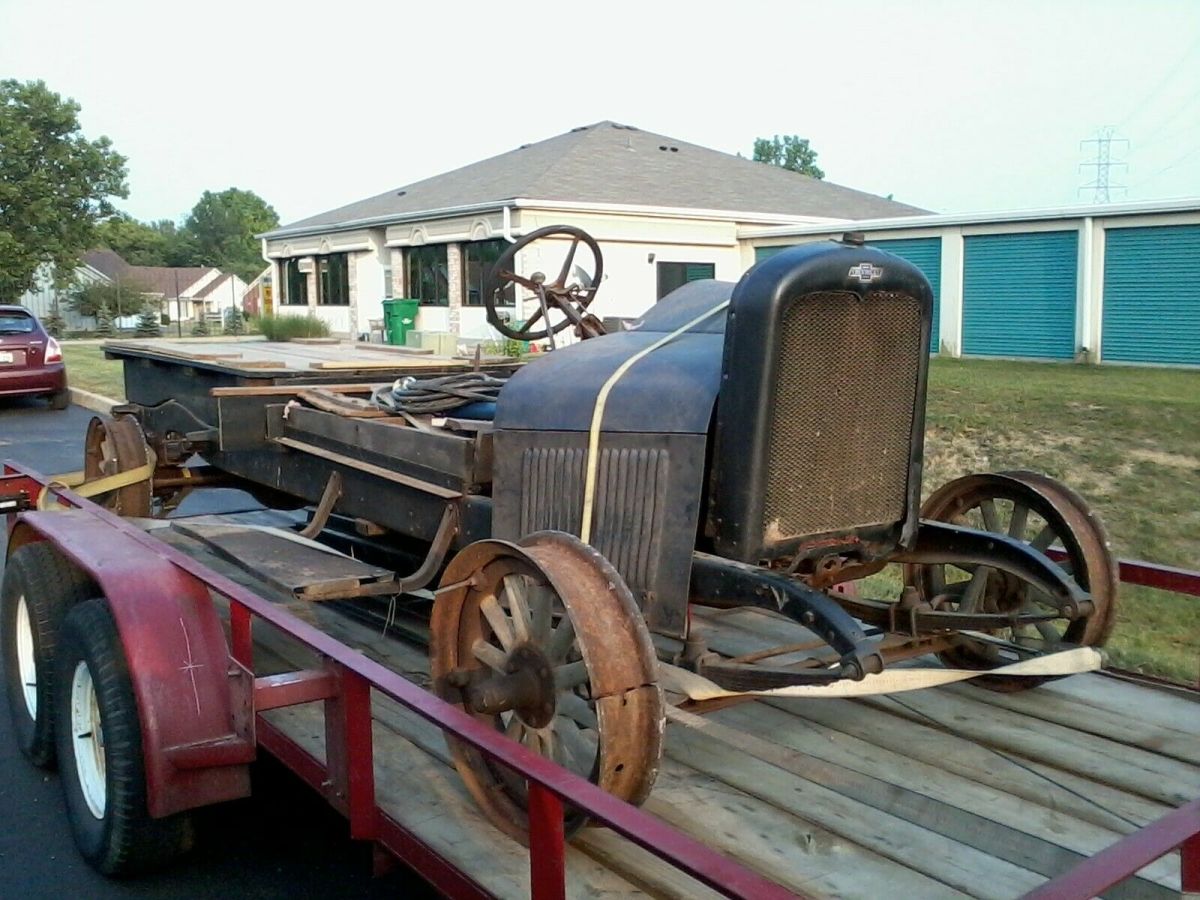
[267,121,926,237]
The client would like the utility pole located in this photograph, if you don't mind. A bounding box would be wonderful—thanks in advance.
[1079,127,1129,202]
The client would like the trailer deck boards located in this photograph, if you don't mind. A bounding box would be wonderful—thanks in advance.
[151,515,1197,900]
[104,338,474,376]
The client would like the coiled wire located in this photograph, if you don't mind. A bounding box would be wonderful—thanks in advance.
[370,372,508,416]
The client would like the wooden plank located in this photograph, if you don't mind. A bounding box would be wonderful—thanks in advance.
[850,690,1200,807]
[212,383,381,397]
[358,343,436,356]
[297,389,390,419]
[273,436,462,500]
[939,680,1200,766]
[765,697,1176,831]
[309,358,469,370]
[663,709,1049,899]
[1038,674,1200,738]
[706,701,1180,894]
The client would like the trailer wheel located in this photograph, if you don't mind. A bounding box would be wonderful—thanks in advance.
[432,531,663,843]
[1,542,94,767]
[54,598,192,874]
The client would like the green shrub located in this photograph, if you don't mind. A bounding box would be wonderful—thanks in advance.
[254,313,331,341]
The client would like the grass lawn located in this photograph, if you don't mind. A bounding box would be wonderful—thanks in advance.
[63,343,126,401]
[58,344,1200,680]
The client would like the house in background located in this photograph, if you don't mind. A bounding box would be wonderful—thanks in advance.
[259,121,923,340]
[81,250,225,326]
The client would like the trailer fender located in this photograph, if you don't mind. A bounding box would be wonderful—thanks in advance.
[9,512,252,817]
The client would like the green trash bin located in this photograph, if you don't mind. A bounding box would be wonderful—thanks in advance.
[382,298,420,346]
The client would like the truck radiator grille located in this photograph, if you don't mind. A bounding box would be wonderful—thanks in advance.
[762,290,923,543]
[519,446,668,594]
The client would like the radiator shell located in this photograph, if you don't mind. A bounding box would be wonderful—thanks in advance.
[710,243,933,563]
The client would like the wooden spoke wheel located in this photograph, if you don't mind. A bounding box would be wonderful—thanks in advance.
[83,415,152,517]
[431,531,663,841]
[904,471,1118,692]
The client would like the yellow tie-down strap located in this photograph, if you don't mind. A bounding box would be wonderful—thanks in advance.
[36,456,156,511]
[658,646,1104,701]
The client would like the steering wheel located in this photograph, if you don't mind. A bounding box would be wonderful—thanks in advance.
[483,225,605,345]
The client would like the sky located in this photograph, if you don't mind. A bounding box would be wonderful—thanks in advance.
[2,0,1198,226]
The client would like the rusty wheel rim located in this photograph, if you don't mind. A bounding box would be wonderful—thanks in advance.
[83,415,152,517]
[904,471,1117,691]
[431,531,663,842]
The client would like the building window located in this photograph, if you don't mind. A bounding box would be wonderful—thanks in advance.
[382,266,393,298]
[317,253,349,306]
[463,239,515,307]
[656,262,715,300]
[283,258,308,305]
[406,244,448,306]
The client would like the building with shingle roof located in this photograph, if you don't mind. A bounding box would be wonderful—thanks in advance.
[260,121,927,340]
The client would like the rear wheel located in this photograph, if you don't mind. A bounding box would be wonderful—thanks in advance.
[54,598,192,874]
[49,388,70,411]
[1,542,94,766]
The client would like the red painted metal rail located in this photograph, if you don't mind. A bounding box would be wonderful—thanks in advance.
[5,462,1198,899]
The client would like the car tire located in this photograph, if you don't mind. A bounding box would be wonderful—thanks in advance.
[49,389,70,411]
[1,542,94,767]
[54,598,193,875]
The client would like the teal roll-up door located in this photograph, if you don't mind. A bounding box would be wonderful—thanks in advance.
[1102,224,1200,365]
[868,238,942,352]
[755,245,794,262]
[962,231,1078,359]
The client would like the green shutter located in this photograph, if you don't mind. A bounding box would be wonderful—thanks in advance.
[685,263,715,282]
[1102,224,1200,365]
[963,231,1078,360]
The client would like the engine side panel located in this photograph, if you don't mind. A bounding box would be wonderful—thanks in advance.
[492,430,706,638]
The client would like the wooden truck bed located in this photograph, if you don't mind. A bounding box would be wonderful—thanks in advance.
[152,515,1198,900]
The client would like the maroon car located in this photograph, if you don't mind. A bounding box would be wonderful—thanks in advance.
[0,306,68,410]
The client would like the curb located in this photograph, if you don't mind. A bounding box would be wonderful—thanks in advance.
[69,387,122,415]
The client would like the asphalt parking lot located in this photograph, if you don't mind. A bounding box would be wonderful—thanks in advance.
[0,398,434,899]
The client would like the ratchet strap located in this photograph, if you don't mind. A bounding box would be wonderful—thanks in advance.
[580,299,730,543]
[36,454,156,511]
[658,646,1104,701]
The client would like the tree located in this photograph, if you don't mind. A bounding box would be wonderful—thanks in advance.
[0,80,128,301]
[752,135,825,179]
[94,299,115,337]
[136,301,161,337]
[181,189,278,283]
[223,304,245,335]
[70,281,144,319]
[94,213,182,266]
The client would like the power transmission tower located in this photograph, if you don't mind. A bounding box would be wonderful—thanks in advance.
[1079,127,1129,202]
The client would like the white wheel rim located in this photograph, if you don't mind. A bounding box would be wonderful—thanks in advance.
[15,595,37,719]
[70,661,106,819]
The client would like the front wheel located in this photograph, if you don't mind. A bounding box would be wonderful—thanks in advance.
[54,598,192,874]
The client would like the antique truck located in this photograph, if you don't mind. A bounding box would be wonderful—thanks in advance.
[1,226,1117,879]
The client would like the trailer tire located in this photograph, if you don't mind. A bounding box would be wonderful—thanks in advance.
[54,598,192,875]
[1,542,94,767]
